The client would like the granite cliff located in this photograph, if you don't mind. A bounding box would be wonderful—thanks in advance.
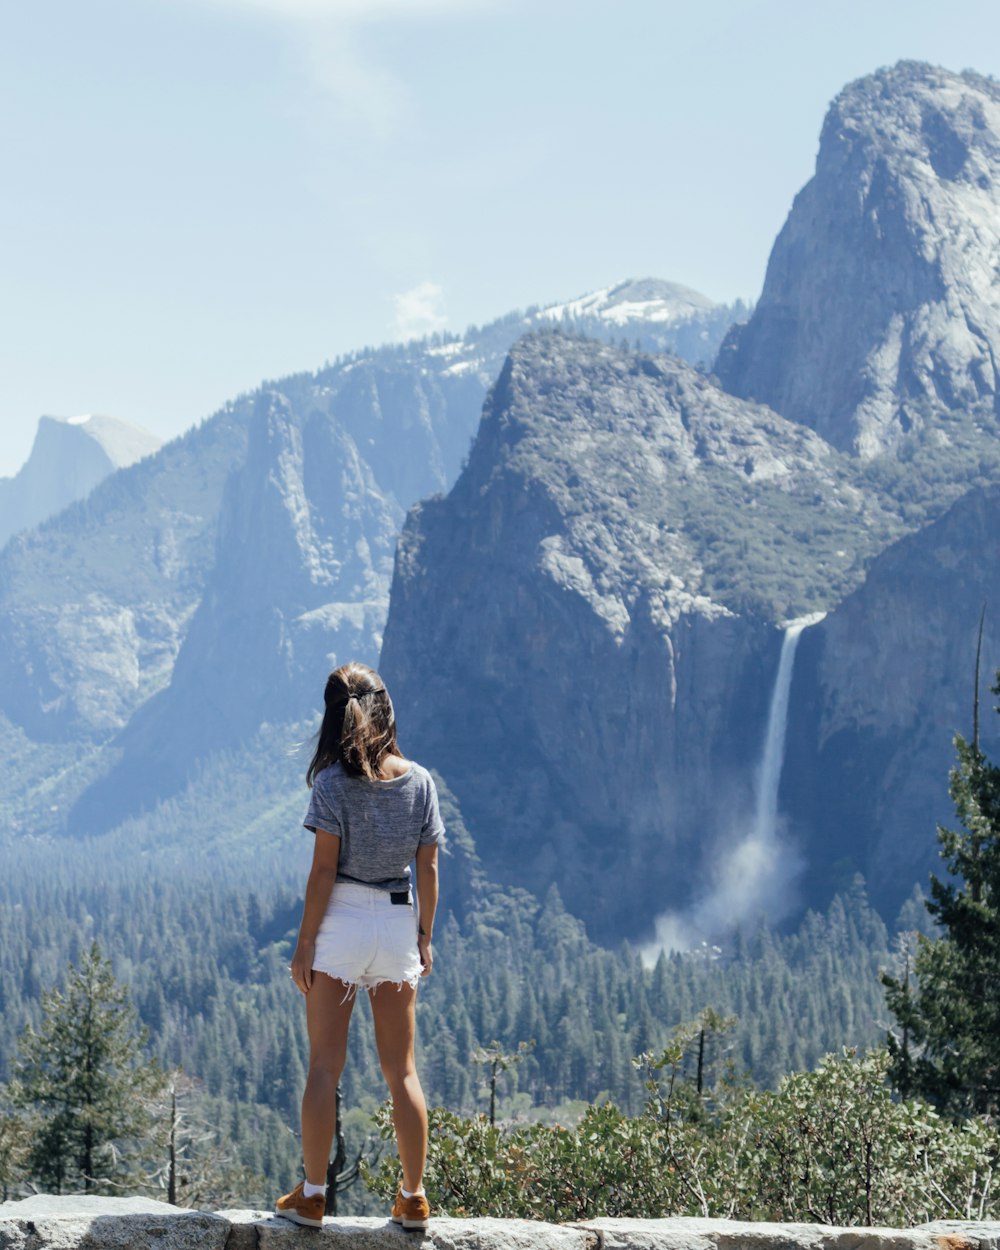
[380,332,892,940]
[717,63,1000,458]
[782,483,1000,917]
[0,414,161,551]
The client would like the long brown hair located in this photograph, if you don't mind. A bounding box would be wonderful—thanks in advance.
[306,661,403,785]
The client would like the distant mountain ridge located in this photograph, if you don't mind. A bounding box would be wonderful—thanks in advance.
[68,391,403,831]
[537,278,717,324]
[0,280,737,839]
[0,414,161,550]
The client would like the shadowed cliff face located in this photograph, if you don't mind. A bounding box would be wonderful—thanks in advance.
[380,333,888,941]
[151,393,401,741]
[0,411,248,743]
[783,484,1000,918]
[717,63,1000,457]
[68,393,403,832]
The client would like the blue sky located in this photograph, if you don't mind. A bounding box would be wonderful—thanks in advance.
[1,0,998,474]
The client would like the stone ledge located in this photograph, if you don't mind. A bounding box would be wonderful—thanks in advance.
[571,1219,1000,1250]
[220,1209,594,1250]
[0,1197,229,1250]
[2,1196,1000,1250]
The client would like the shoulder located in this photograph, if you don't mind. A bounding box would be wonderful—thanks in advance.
[312,761,347,795]
[406,764,443,811]
[405,761,436,789]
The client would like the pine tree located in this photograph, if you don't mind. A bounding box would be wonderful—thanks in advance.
[883,683,1000,1117]
[0,1106,32,1200]
[10,942,164,1192]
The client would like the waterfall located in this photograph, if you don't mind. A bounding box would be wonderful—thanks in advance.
[751,611,826,847]
[643,609,826,959]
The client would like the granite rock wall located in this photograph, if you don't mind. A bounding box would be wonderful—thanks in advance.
[3,1196,999,1250]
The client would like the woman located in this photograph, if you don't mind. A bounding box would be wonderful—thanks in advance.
[275,661,442,1230]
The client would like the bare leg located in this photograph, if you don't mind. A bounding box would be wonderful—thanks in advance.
[302,976,356,1185]
[369,982,426,1192]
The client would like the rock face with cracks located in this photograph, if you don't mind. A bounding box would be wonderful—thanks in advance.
[717,62,1000,458]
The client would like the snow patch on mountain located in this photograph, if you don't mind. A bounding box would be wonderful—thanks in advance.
[536,279,718,327]
[70,414,162,469]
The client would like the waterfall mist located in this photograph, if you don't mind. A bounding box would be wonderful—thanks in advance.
[643,612,826,959]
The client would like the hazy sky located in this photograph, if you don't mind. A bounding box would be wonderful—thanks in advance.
[2,0,998,475]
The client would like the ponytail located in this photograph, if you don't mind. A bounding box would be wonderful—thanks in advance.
[307,662,401,785]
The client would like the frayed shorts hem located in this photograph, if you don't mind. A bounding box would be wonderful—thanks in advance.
[313,967,421,1001]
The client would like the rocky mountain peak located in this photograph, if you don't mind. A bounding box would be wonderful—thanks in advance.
[447,330,869,630]
[716,61,1000,457]
[0,414,161,550]
[533,278,719,328]
[49,413,163,469]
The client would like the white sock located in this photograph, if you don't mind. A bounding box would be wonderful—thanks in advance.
[303,1180,327,1198]
[400,1186,425,1199]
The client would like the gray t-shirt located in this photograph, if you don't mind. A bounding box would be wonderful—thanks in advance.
[303,761,445,892]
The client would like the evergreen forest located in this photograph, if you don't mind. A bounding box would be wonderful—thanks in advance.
[0,830,920,1208]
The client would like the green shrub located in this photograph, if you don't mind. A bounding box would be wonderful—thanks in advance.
[364,1042,1000,1224]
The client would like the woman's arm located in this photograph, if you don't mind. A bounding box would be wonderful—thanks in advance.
[415,842,438,977]
[290,830,341,994]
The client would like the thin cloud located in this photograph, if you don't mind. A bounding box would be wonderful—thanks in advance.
[391,282,447,341]
[299,25,406,139]
[195,0,498,137]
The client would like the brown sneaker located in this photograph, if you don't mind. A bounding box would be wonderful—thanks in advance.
[390,1187,430,1230]
[275,1180,325,1228]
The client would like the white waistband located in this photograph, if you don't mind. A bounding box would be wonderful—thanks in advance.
[331,881,407,906]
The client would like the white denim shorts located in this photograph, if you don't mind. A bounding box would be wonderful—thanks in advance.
[313,882,422,993]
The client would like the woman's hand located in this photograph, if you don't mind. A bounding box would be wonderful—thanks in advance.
[417,932,433,977]
[291,833,340,996]
[415,842,437,979]
[290,939,316,995]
